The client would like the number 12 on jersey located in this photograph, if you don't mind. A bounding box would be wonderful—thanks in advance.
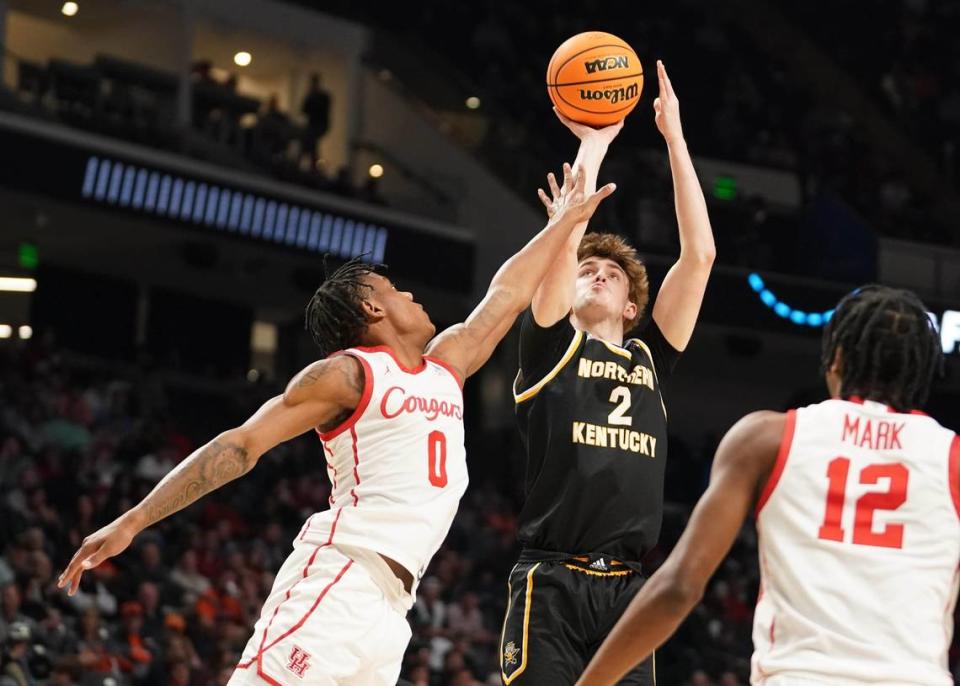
[817,457,909,549]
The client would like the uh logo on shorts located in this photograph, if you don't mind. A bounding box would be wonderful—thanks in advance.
[286,646,311,678]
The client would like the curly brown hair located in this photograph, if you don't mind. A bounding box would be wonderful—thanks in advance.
[577,232,649,331]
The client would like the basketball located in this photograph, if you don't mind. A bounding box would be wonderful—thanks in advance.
[547,31,644,127]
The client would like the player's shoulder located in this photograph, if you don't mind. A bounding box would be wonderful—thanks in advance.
[731,410,790,437]
[284,353,365,404]
[720,411,791,467]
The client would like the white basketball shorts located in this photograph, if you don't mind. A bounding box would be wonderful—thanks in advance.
[228,543,412,685]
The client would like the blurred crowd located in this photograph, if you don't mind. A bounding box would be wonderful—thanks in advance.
[787,0,960,186]
[0,335,956,686]
[321,0,959,254]
[436,0,956,249]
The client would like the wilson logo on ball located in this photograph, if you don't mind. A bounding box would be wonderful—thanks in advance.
[579,83,639,105]
[584,56,629,74]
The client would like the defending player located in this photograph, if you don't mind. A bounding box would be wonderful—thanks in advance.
[577,285,956,686]
[57,165,615,686]
[499,61,715,685]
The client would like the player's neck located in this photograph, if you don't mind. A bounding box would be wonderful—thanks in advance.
[367,334,426,370]
[569,313,624,346]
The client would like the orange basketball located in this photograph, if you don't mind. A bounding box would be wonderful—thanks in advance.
[546,31,643,127]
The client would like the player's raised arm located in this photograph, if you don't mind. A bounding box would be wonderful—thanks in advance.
[530,110,623,326]
[574,411,785,686]
[650,59,716,350]
[56,355,364,595]
[426,164,615,380]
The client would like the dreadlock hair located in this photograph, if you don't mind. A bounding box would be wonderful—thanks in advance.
[577,232,649,331]
[820,284,944,411]
[305,256,381,358]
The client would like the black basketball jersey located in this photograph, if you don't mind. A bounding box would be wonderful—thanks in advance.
[513,310,679,567]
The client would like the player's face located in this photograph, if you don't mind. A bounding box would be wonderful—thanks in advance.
[573,257,637,325]
[364,273,435,339]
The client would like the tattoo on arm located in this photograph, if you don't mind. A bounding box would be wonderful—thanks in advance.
[337,359,364,395]
[141,439,252,527]
[296,357,363,395]
[296,367,326,388]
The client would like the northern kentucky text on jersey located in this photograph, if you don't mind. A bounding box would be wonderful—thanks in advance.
[841,414,904,450]
[577,358,655,389]
[380,386,463,421]
[572,422,657,456]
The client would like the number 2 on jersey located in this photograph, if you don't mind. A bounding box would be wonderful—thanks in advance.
[427,430,448,488]
[817,457,909,549]
[608,386,632,426]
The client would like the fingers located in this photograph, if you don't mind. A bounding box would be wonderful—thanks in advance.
[591,182,617,204]
[58,557,85,596]
[82,545,111,571]
[58,542,99,596]
[552,106,576,129]
[537,188,554,214]
[561,162,574,193]
[658,59,676,100]
[553,106,590,136]
[582,182,617,217]
[573,164,587,194]
[547,172,561,200]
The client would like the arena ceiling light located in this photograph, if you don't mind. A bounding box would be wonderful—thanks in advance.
[368,164,384,179]
[0,325,11,339]
[61,2,79,16]
[465,96,481,110]
[18,326,32,340]
[234,51,252,67]
[0,277,37,293]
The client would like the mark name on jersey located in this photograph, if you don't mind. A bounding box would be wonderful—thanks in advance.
[381,386,463,421]
[577,358,654,390]
[572,421,657,456]
[841,414,904,451]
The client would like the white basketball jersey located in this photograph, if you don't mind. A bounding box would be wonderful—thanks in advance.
[296,346,468,593]
[753,398,960,685]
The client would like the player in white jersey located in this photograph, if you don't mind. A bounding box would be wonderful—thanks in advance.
[56,163,618,685]
[576,285,956,686]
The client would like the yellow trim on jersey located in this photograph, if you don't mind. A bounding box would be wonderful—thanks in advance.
[628,338,667,420]
[587,334,633,360]
[514,331,584,404]
[500,562,541,684]
[562,564,632,577]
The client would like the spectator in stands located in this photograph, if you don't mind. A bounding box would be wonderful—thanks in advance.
[0,586,35,648]
[74,607,121,677]
[168,550,209,608]
[300,73,331,170]
[253,95,292,168]
[115,601,154,679]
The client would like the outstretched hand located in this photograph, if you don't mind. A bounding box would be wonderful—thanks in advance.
[541,162,616,225]
[553,107,624,146]
[653,59,683,144]
[58,517,137,596]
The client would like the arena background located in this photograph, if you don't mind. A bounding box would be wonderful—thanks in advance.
[0,1,958,684]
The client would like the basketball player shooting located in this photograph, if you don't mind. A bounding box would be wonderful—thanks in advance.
[499,61,715,686]
[577,286,957,686]
[56,164,615,686]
